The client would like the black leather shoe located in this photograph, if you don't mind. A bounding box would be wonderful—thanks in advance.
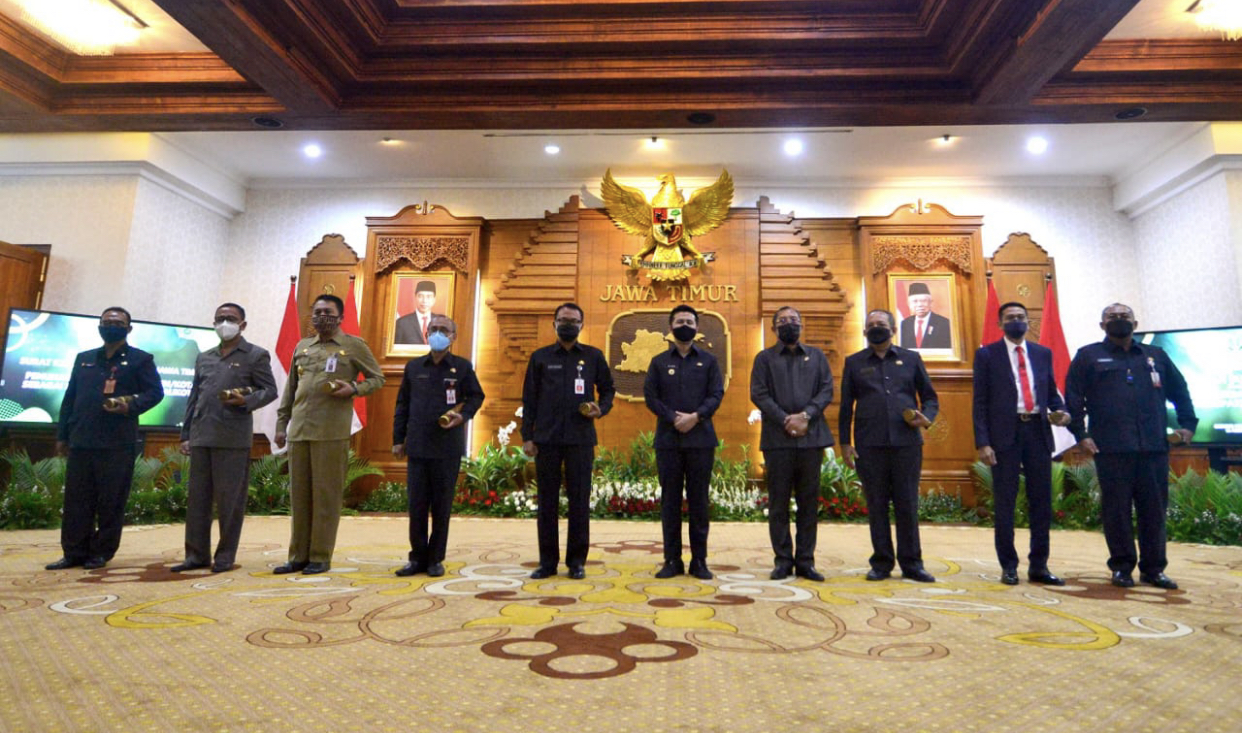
[44,557,82,570]
[426,563,445,577]
[1139,572,1178,590]
[529,567,556,579]
[1028,570,1066,586]
[211,563,234,574]
[865,569,891,581]
[302,562,330,575]
[654,561,684,579]
[83,557,107,570]
[770,565,793,580]
[796,566,825,582]
[272,562,308,575]
[395,562,423,577]
[568,566,586,580]
[688,560,713,580]
[903,568,936,583]
[1111,570,1135,588]
[171,562,209,573]
[1000,570,1019,585]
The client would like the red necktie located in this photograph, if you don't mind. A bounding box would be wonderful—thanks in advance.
[421,317,428,343]
[1016,345,1035,413]
[915,319,925,348]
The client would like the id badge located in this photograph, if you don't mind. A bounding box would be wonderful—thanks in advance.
[446,378,458,405]
[103,378,116,395]
[325,355,338,373]
[1150,370,1162,388]
[574,378,585,395]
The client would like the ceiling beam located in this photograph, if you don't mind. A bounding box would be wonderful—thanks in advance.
[150,0,341,114]
[971,0,1142,106]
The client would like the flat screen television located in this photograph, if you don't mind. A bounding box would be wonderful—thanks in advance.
[0,308,217,429]
[1135,325,1242,446]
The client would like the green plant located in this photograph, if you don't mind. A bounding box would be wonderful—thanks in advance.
[359,481,407,513]
[0,449,66,530]
[919,487,970,523]
[345,449,385,494]
[247,453,290,514]
[1166,468,1242,545]
[819,448,863,502]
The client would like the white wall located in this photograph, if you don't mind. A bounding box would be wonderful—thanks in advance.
[0,175,137,315]
[122,177,230,326]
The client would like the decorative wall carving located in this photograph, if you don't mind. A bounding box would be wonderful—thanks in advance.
[870,235,974,274]
[374,235,470,274]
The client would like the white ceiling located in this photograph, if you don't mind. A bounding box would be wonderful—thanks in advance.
[159,122,1203,187]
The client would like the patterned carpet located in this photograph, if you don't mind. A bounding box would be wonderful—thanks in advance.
[2,516,1241,733]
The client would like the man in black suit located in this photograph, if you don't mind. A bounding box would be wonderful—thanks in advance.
[972,301,1070,586]
[839,309,938,583]
[394,280,442,346]
[900,282,952,349]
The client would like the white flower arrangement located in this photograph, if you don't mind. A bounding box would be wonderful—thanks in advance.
[747,409,762,425]
[497,420,518,447]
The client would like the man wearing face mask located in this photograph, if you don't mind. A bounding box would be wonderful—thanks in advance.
[1066,303,1196,590]
[45,307,164,571]
[273,294,385,575]
[173,303,277,574]
[644,305,724,580]
[392,316,484,577]
[750,306,834,581]
[522,303,615,580]
[839,309,938,583]
[972,302,1070,586]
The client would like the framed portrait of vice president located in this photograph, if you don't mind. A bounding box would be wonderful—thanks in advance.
[888,273,959,361]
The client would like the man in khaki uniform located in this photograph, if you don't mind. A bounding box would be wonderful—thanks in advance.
[273,294,385,574]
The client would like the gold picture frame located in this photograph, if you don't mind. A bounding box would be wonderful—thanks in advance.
[887,272,959,361]
[386,271,456,357]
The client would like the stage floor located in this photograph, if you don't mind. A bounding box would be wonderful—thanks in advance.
[3,516,1241,732]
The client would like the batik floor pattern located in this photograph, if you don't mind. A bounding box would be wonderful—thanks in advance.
[2,517,1241,733]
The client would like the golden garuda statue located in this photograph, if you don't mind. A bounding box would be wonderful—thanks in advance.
[601,169,734,282]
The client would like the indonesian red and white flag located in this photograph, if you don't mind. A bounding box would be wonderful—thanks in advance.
[982,278,1003,345]
[340,279,366,433]
[256,279,303,452]
[1037,279,1077,456]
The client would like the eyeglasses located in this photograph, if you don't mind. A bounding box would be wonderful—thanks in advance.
[774,316,801,326]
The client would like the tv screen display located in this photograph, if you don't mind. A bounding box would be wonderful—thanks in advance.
[0,308,218,429]
[1136,326,1242,445]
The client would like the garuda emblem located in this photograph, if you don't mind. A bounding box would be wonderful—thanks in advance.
[601,169,734,282]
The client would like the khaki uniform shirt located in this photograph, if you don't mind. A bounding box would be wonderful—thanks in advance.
[276,332,385,441]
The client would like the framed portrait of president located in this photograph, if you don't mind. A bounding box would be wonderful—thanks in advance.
[888,273,958,361]
[386,271,456,356]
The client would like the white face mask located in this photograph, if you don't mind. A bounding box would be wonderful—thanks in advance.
[215,321,241,341]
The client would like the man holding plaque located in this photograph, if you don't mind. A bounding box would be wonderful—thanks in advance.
[46,307,164,571]
[972,301,1070,586]
[174,303,277,574]
[839,309,938,583]
[522,303,615,580]
[392,315,484,577]
[274,294,385,575]
[1066,303,1196,590]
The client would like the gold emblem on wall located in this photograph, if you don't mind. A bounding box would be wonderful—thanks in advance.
[601,169,733,282]
[604,309,732,401]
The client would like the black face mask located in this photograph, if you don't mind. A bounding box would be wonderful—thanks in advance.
[671,325,697,343]
[1104,319,1135,338]
[1002,321,1028,339]
[777,323,801,345]
[556,322,580,341]
[98,325,128,343]
[311,315,339,334]
[865,326,891,345]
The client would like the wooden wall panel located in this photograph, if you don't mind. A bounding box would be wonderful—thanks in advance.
[0,240,47,345]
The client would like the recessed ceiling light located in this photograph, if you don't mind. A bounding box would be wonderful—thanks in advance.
[544,143,560,155]
[251,116,283,128]
[644,136,665,150]
[379,137,403,146]
[302,143,323,158]
[783,139,804,157]
[1026,136,1049,155]
[936,134,954,146]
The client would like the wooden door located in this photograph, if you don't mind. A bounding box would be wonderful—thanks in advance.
[0,240,48,344]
